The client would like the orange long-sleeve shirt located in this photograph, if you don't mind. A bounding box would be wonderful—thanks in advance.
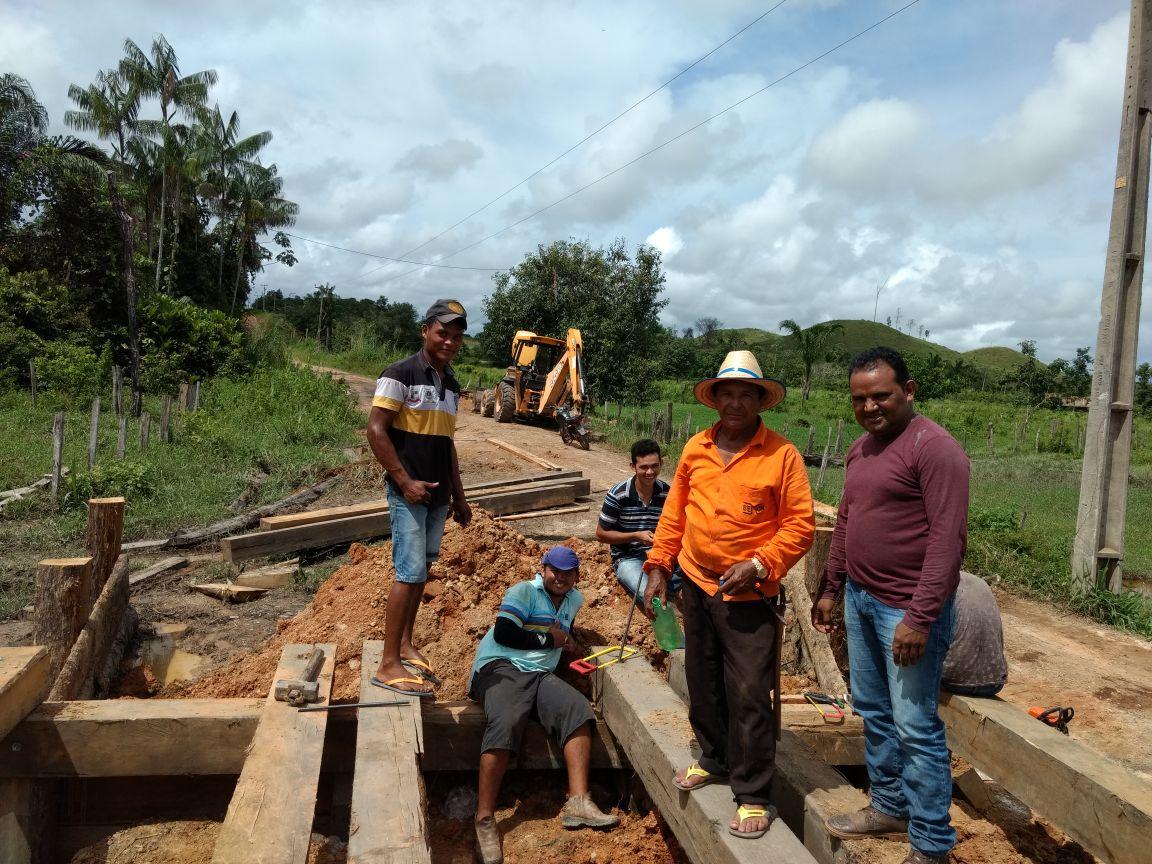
[644,420,815,601]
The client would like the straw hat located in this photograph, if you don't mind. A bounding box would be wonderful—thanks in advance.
[693,350,786,411]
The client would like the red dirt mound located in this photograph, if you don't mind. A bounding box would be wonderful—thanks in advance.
[180,510,668,702]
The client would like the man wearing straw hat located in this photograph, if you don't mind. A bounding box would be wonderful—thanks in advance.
[643,349,815,840]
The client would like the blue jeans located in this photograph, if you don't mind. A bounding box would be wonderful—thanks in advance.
[387,484,449,584]
[844,579,957,857]
[615,553,682,601]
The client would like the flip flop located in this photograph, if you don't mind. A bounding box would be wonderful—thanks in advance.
[672,762,728,791]
[401,657,443,686]
[729,804,776,839]
[369,675,434,698]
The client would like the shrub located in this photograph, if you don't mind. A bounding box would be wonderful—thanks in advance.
[69,461,156,507]
[34,341,100,396]
[137,295,248,392]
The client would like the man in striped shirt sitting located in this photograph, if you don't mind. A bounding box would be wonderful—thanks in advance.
[595,439,682,602]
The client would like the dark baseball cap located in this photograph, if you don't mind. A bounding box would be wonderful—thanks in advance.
[425,299,467,327]
[542,546,580,571]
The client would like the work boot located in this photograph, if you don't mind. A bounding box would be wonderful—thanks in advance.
[474,816,503,864]
[825,805,909,840]
[901,850,949,864]
[560,793,621,829]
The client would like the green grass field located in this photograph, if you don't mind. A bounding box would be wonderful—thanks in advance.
[0,364,362,616]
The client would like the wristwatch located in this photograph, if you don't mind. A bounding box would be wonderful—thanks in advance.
[749,556,767,580]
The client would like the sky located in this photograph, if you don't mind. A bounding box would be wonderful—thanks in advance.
[0,0,1139,361]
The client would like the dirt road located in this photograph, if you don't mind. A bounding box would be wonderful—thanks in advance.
[316,363,1152,776]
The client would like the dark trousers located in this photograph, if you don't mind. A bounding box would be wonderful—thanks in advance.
[683,578,778,804]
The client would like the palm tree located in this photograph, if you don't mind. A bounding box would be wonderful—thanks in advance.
[192,105,272,301]
[778,319,845,402]
[228,161,298,313]
[66,68,147,414]
[120,36,216,294]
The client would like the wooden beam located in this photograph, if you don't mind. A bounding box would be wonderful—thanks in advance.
[224,484,579,563]
[348,641,430,864]
[486,437,562,471]
[593,653,817,864]
[665,651,863,766]
[0,648,50,742]
[31,558,93,682]
[0,698,621,778]
[127,556,187,588]
[257,476,591,532]
[210,643,336,864]
[234,560,298,589]
[939,691,1152,864]
[50,557,130,701]
[780,568,848,697]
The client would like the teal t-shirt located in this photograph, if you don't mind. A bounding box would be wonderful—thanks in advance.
[469,573,583,687]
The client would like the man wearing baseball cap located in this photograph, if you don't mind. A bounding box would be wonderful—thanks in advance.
[469,545,619,863]
[368,299,472,698]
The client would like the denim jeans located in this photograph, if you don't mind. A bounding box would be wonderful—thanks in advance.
[614,553,682,601]
[386,484,449,584]
[844,579,957,857]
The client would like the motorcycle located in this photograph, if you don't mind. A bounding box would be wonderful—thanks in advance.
[556,405,591,450]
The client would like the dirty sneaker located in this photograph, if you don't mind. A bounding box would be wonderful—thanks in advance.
[474,816,503,864]
[901,850,949,864]
[825,805,909,840]
[560,793,621,829]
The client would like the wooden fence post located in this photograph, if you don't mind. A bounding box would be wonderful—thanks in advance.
[986,423,994,457]
[160,396,172,443]
[664,403,673,444]
[87,398,101,468]
[804,427,815,457]
[815,427,834,492]
[615,402,623,423]
[28,360,37,407]
[50,412,65,503]
[116,416,127,459]
[961,429,969,454]
[179,382,190,410]
[138,412,150,451]
[111,365,123,416]
[190,381,201,411]
[85,496,125,607]
[32,557,93,682]
[833,419,845,456]
[1035,428,1041,453]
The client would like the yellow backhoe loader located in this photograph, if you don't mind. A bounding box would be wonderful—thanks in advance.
[481,328,591,449]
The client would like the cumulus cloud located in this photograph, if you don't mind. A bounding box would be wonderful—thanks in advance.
[396,139,484,180]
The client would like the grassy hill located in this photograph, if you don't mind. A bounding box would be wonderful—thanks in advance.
[963,346,1028,369]
[716,320,998,367]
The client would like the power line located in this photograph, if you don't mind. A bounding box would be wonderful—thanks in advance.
[282,231,503,271]
[373,0,924,288]
[354,1,794,286]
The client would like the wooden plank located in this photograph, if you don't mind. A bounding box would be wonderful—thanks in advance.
[666,650,864,766]
[235,561,298,589]
[495,504,590,521]
[486,437,562,471]
[348,641,430,864]
[594,652,817,864]
[0,648,50,742]
[210,643,336,864]
[225,484,578,563]
[939,691,1152,864]
[258,476,591,531]
[127,556,187,588]
[0,699,266,777]
[192,583,269,602]
[780,568,848,697]
[0,697,621,778]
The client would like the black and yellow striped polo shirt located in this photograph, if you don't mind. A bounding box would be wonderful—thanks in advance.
[373,351,460,506]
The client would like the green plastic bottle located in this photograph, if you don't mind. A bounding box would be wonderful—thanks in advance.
[651,597,684,651]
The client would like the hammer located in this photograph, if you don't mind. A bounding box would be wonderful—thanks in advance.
[274,647,326,706]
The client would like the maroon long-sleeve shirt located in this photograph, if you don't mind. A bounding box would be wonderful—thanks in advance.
[819,414,969,633]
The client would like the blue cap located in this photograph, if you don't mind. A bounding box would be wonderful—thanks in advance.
[541,546,580,571]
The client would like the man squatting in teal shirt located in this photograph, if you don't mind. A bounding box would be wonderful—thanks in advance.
[468,546,619,864]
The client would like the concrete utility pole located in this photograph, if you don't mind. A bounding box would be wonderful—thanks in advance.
[1072,0,1152,594]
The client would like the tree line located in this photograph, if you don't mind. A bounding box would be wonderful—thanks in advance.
[1,36,296,411]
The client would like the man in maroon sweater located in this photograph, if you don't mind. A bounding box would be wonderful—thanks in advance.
[814,347,969,864]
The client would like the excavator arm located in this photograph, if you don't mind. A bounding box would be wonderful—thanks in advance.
[538,328,584,415]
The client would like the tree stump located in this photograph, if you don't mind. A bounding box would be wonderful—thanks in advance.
[31,558,93,682]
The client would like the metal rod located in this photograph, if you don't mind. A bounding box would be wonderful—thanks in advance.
[617,572,645,661]
[297,700,408,712]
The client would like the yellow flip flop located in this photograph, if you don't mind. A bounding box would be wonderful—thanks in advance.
[672,762,727,791]
[729,804,776,839]
[369,675,434,698]
[401,657,443,686]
